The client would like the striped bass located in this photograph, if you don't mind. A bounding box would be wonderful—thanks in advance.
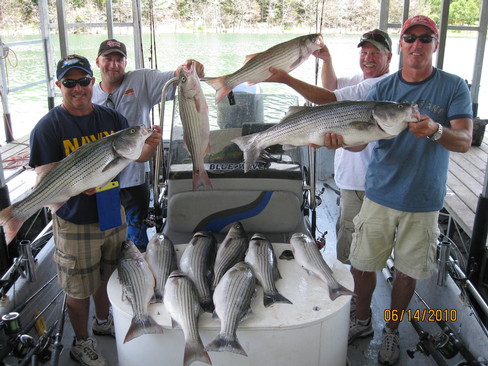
[178,61,212,190]
[232,101,420,172]
[211,222,249,290]
[146,233,178,302]
[164,270,212,366]
[180,231,217,312]
[0,125,151,244]
[204,34,323,104]
[290,233,355,301]
[244,233,292,307]
[118,240,164,343]
[205,262,256,356]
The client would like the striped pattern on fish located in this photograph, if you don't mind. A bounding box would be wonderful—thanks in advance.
[164,271,212,366]
[204,34,323,104]
[178,61,212,190]
[118,240,164,343]
[212,222,249,290]
[179,231,217,312]
[290,233,355,301]
[146,233,178,302]
[205,262,256,356]
[0,125,151,244]
[232,101,419,172]
[244,233,292,307]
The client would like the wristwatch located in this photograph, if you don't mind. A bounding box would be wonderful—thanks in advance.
[429,123,443,141]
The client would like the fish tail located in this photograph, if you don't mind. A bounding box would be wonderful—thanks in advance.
[123,315,164,343]
[204,76,232,104]
[263,292,293,307]
[205,334,248,356]
[184,339,212,366]
[329,284,356,301]
[192,168,213,191]
[0,206,25,245]
[231,134,261,173]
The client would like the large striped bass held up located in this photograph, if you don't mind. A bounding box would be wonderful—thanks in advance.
[205,262,256,356]
[204,34,323,104]
[145,232,178,302]
[178,61,213,190]
[0,125,152,244]
[164,270,212,366]
[290,233,355,301]
[118,240,164,343]
[232,101,420,173]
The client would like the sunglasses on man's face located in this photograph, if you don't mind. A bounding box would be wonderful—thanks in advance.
[360,32,391,51]
[61,77,93,88]
[402,34,438,44]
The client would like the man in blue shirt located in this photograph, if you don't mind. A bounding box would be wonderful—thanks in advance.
[325,16,473,365]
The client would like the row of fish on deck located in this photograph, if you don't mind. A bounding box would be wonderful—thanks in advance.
[117,222,354,366]
[179,33,420,188]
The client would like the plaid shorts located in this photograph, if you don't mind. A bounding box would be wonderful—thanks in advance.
[52,211,127,299]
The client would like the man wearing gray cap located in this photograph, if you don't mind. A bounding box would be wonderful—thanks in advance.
[92,39,205,251]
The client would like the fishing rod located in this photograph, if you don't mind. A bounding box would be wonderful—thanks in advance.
[383,260,484,365]
[50,293,67,366]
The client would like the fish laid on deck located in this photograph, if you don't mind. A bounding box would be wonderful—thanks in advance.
[179,231,217,312]
[245,233,292,307]
[290,233,355,301]
[145,232,178,302]
[211,221,249,290]
[164,270,212,366]
[0,125,151,244]
[118,240,164,343]
[232,101,420,172]
[205,261,256,357]
[178,61,213,190]
[204,34,323,104]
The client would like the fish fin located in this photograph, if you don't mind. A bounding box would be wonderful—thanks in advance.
[282,144,298,151]
[0,206,25,245]
[47,202,66,214]
[263,292,293,307]
[211,311,219,320]
[244,53,259,64]
[329,284,356,301]
[231,133,261,173]
[102,157,123,172]
[194,95,209,114]
[192,168,213,191]
[184,339,212,366]
[204,76,231,104]
[348,121,373,130]
[34,162,58,187]
[123,315,164,343]
[205,333,248,356]
[286,106,310,116]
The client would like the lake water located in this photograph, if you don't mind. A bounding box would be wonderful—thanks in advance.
[1,32,487,143]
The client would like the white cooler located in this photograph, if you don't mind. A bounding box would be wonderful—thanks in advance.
[107,243,353,366]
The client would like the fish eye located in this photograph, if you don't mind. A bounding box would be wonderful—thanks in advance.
[181,75,187,83]
[130,128,136,133]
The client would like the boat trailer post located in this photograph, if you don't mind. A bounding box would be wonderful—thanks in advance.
[153,77,179,232]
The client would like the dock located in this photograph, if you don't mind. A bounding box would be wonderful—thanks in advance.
[445,128,487,243]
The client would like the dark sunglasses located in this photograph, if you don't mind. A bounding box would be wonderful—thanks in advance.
[360,32,391,51]
[61,77,93,88]
[402,34,437,44]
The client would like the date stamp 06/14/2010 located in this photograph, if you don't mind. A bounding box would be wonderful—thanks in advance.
[384,309,457,322]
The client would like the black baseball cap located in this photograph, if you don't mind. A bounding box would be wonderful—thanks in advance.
[56,54,93,80]
[98,39,127,57]
[357,29,392,52]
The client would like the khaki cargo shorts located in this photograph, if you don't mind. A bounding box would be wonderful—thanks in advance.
[53,211,127,299]
[349,197,440,280]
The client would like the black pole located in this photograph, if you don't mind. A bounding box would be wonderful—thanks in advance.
[0,162,11,272]
[3,112,14,143]
[466,195,488,286]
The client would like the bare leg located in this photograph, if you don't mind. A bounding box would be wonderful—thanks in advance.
[387,271,416,330]
[352,267,376,320]
[92,281,110,321]
[67,295,90,340]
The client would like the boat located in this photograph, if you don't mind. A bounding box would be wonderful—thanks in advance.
[0,0,487,365]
